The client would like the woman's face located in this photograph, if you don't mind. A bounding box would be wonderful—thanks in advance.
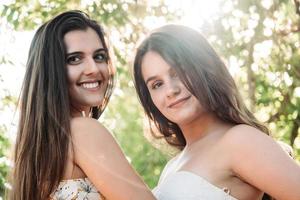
[141,51,204,126]
[64,27,109,114]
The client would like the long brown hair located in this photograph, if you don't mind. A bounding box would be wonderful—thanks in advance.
[10,10,114,200]
[133,24,269,149]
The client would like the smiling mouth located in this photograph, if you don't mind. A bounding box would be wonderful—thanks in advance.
[79,81,102,89]
[168,96,191,108]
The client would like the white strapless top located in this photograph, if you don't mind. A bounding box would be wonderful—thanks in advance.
[153,171,238,200]
[51,178,105,200]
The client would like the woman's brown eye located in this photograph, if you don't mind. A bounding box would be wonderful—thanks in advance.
[94,53,108,63]
[66,56,81,65]
[152,81,163,89]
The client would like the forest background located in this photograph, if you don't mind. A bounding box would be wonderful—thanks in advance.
[0,0,300,198]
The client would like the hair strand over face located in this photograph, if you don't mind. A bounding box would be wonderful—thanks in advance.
[133,25,269,150]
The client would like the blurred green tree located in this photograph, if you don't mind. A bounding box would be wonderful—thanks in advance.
[0,126,10,197]
[199,0,300,159]
[1,0,300,198]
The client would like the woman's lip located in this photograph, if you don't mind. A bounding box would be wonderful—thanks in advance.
[168,96,191,108]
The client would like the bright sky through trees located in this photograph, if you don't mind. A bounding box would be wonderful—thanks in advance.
[0,0,223,131]
[0,1,300,194]
[1,0,299,149]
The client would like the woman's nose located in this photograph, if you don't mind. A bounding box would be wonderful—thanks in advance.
[83,57,99,75]
[166,81,181,98]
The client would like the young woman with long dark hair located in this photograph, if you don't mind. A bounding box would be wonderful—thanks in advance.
[10,10,155,200]
[133,24,300,200]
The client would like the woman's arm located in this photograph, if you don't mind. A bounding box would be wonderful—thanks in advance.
[225,125,300,200]
[70,117,155,200]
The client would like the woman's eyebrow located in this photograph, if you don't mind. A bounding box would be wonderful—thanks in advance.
[66,48,107,56]
[66,51,82,56]
[94,48,107,53]
[145,76,158,85]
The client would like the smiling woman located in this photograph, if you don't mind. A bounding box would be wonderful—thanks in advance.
[141,51,204,127]
[9,10,155,200]
[64,28,110,116]
[133,24,300,200]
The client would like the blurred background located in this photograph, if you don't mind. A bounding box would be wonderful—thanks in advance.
[0,0,300,198]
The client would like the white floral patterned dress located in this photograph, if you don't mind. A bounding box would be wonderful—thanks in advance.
[51,178,105,200]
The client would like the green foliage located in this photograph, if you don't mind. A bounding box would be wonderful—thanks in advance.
[0,126,10,197]
[202,0,300,160]
[1,0,300,198]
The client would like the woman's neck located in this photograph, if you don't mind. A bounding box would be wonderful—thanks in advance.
[180,112,230,146]
[70,106,91,118]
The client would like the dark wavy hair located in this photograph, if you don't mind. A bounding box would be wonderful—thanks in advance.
[10,10,114,200]
[133,24,269,150]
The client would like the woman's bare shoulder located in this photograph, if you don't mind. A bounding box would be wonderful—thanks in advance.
[69,117,115,150]
[222,124,270,145]
[219,124,275,167]
[70,117,106,130]
[221,125,300,200]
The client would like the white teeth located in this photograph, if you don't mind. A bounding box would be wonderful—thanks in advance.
[82,82,99,89]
